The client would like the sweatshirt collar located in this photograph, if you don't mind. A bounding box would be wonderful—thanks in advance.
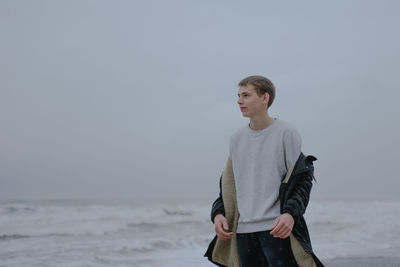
[246,118,278,136]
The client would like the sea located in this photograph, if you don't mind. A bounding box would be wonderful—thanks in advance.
[1,198,400,267]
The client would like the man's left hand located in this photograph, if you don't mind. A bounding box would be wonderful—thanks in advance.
[270,213,294,239]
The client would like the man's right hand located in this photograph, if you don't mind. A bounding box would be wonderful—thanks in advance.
[214,214,233,240]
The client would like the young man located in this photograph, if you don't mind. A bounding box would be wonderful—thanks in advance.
[205,75,323,267]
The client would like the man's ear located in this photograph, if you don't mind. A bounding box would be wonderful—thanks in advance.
[263,92,270,105]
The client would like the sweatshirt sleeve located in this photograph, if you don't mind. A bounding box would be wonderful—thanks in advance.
[229,135,233,160]
[283,129,302,172]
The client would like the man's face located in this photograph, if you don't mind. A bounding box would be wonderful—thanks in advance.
[237,84,269,118]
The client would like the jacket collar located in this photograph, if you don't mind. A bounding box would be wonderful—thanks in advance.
[290,153,317,177]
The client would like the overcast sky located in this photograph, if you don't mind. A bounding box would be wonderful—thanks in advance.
[1,0,399,202]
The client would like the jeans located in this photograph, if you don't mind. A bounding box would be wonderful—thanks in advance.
[237,230,297,267]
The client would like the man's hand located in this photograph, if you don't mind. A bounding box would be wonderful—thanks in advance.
[214,214,233,240]
[270,213,294,239]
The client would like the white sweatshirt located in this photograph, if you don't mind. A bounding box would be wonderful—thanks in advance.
[229,118,301,233]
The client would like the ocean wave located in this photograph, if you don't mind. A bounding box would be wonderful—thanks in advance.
[126,219,205,229]
[0,232,80,242]
[93,255,137,265]
[163,208,192,216]
[130,241,173,253]
[0,234,30,241]
[118,238,205,254]
[127,222,159,229]
[1,205,36,214]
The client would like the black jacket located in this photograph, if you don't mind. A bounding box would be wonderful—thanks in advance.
[204,152,324,267]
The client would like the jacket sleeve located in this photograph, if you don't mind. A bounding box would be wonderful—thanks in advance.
[210,173,225,223]
[282,173,314,224]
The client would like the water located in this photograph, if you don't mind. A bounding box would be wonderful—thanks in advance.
[1,199,399,266]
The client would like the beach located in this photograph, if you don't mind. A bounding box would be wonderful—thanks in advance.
[1,199,399,266]
[323,256,400,267]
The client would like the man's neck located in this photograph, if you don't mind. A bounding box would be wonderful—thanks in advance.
[249,114,275,131]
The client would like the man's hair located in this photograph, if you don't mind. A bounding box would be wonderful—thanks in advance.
[238,75,276,107]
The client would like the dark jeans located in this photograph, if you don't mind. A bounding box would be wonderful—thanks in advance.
[237,230,297,267]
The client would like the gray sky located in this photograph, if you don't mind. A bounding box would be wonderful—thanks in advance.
[1,0,399,202]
